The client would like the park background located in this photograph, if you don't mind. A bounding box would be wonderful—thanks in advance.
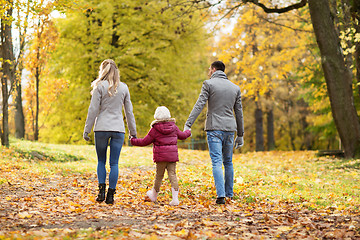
[2,0,359,154]
[1,0,360,239]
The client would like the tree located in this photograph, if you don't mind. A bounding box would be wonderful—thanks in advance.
[298,42,339,150]
[266,108,275,150]
[2,0,34,144]
[1,0,15,147]
[13,0,31,139]
[40,0,208,144]
[24,2,58,141]
[255,104,264,151]
[307,0,360,158]
[25,19,58,141]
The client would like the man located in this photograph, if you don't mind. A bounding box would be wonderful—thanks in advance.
[184,61,244,204]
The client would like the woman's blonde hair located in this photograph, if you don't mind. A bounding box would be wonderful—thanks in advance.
[91,59,120,96]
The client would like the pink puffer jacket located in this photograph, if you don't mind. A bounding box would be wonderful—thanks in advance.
[130,121,191,162]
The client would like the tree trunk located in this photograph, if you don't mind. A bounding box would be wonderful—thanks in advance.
[15,69,25,139]
[308,0,360,158]
[298,99,312,150]
[34,66,40,141]
[255,106,264,151]
[266,109,275,150]
[0,3,14,147]
[300,115,313,150]
[14,6,27,140]
[288,119,296,151]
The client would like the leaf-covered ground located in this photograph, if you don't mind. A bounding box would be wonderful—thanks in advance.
[0,139,359,239]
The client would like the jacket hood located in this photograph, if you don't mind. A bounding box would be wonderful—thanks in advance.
[150,118,176,127]
[210,70,228,80]
[153,121,177,135]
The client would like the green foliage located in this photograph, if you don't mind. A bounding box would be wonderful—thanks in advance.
[41,0,208,144]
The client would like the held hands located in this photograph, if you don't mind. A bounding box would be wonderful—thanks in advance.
[184,125,191,131]
[235,136,244,149]
[183,125,192,137]
[129,135,137,139]
[83,132,90,141]
[129,135,137,146]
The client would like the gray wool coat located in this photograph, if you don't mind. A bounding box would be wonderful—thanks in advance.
[84,80,137,136]
[185,70,244,137]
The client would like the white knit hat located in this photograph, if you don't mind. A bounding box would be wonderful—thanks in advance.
[154,106,171,120]
[151,106,175,127]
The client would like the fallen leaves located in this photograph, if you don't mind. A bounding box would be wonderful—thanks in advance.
[0,145,360,239]
[18,212,32,219]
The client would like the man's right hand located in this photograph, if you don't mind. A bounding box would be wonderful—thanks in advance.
[184,125,191,132]
[184,125,192,137]
[235,136,244,149]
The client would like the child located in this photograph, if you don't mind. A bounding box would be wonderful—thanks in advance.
[130,106,191,205]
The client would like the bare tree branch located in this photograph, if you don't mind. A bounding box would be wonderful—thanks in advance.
[244,0,307,13]
[164,0,308,18]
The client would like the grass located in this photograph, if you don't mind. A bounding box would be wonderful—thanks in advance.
[2,138,360,211]
[231,151,360,211]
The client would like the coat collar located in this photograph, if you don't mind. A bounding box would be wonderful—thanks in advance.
[210,70,228,80]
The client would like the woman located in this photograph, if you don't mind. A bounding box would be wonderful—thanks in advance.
[83,59,136,204]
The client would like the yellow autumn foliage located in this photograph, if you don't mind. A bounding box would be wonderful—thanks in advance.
[215,5,314,101]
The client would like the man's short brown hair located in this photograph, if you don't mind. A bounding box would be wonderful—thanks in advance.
[211,61,225,72]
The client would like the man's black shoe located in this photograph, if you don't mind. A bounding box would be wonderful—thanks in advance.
[216,197,225,204]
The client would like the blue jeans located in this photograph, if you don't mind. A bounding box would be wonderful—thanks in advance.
[94,131,125,189]
[206,130,235,198]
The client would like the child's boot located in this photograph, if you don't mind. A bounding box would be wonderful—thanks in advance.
[169,188,179,206]
[96,183,106,202]
[146,188,158,202]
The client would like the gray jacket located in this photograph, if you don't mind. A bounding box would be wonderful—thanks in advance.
[185,71,244,136]
[84,80,137,136]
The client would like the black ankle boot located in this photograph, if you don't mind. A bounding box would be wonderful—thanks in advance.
[105,188,116,204]
[216,197,225,204]
[96,183,106,202]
